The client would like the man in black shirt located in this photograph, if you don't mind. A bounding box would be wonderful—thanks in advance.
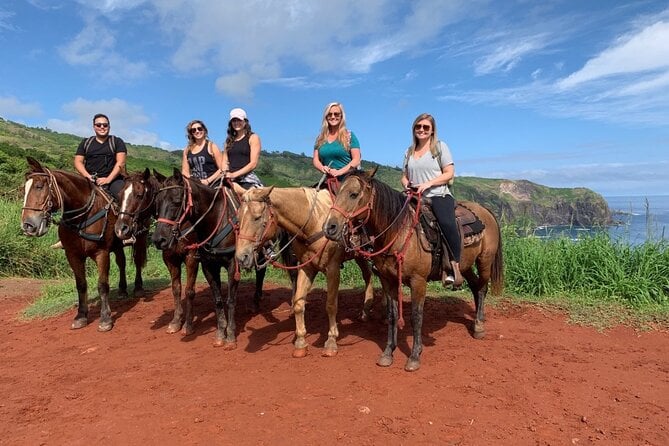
[74,113,127,199]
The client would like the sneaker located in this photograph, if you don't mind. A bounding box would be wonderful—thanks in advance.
[122,236,136,246]
[442,272,455,287]
[50,241,63,249]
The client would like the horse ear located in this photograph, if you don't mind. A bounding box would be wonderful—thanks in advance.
[231,182,246,196]
[153,169,166,183]
[26,156,43,172]
[367,166,379,178]
[173,168,182,179]
[259,185,274,200]
[142,168,150,180]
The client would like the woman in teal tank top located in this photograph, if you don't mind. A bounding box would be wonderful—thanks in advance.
[312,102,361,181]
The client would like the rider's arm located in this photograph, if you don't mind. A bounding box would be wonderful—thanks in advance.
[74,155,93,181]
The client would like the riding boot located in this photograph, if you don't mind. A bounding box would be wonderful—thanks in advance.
[450,260,464,287]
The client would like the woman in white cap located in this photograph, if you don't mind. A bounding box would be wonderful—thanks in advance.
[222,107,264,189]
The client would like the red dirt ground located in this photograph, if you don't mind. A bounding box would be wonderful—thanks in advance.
[1,278,667,445]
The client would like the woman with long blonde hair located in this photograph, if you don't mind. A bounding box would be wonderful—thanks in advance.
[312,102,361,182]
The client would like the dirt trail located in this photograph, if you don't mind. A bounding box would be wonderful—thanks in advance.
[1,278,667,445]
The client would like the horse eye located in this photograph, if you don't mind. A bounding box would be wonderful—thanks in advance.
[350,192,359,199]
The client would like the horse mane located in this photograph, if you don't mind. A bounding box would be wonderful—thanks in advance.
[348,171,409,239]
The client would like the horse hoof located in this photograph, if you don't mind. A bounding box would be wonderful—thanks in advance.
[404,359,421,372]
[292,347,308,358]
[473,322,486,339]
[322,348,338,357]
[97,321,113,332]
[166,323,181,334]
[377,355,393,367]
[71,318,88,330]
[216,340,236,350]
[181,326,194,336]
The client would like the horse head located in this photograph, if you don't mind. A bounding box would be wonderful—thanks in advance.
[323,168,377,243]
[21,157,59,237]
[115,168,157,240]
[235,186,277,270]
[152,168,189,250]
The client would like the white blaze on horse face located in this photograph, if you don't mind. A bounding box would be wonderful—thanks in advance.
[119,183,133,213]
[22,178,34,219]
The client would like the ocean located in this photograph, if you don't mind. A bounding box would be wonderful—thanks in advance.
[532,195,669,245]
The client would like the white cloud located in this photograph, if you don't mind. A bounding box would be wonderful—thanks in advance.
[558,20,669,89]
[474,35,549,75]
[45,98,158,146]
[58,21,149,82]
[0,96,42,118]
[0,8,15,31]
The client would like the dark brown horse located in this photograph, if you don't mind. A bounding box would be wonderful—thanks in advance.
[233,185,378,358]
[151,169,266,348]
[21,157,147,331]
[114,169,200,334]
[323,169,503,371]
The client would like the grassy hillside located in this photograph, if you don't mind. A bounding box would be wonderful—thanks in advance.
[0,117,609,225]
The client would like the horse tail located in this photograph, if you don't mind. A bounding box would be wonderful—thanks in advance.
[489,217,504,296]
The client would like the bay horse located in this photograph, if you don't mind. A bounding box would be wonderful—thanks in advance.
[114,169,200,334]
[151,169,266,348]
[234,185,378,358]
[21,157,147,331]
[323,169,503,371]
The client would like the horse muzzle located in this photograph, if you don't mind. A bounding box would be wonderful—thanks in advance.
[235,247,256,270]
[21,216,50,237]
[323,218,343,242]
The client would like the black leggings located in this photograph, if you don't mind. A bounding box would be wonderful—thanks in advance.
[431,195,461,262]
[106,177,125,201]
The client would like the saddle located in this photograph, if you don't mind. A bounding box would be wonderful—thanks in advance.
[416,200,485,280]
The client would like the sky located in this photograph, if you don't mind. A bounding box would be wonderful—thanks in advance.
[1,0,668,197]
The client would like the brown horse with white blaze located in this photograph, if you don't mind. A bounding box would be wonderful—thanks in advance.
[21,157,147,331]
[323,169,503,371]
[114,169,200,334]
[234,185,379,358]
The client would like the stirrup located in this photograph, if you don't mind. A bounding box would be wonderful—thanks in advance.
[50,240,63,249]
[123,236,136,246]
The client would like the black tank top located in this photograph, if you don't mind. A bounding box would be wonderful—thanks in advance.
[228,133,252,174]
[187,141,217,180]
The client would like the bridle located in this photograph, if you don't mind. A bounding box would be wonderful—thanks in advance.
[22,170,63,224]
[117,179,157,234]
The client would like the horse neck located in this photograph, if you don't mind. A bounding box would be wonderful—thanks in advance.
[270,188,330,238]
[189,182,232,234]
[364,181,412,246]
[53,170,97,210]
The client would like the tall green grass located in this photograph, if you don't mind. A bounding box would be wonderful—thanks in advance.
[3,199,668,326]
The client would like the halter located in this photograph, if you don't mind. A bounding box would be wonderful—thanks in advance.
[156,180,193,240]
[22,170,63,223]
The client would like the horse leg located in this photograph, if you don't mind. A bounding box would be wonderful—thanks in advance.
[322,263,341,357]
[66,251,89,329]
[131,234,148,297]
[292,267,317,358]
[251,264,266,313]
[222,260,240,350]
[355,258,375,322]
[464,268,487,339]
[181,251,199,336]
[200,261,228,347]
[405,279,427,372]
[163,251,184,334]
[95,251,114,332]
[114,245,128,300]
[377,276,398,367]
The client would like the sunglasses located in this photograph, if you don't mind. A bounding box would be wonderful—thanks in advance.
[94,122,109,128]
[414,124,432,132]
[190,126,205,134]
[326,112,341,118]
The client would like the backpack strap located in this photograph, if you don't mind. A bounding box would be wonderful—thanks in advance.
[83,135,116,155]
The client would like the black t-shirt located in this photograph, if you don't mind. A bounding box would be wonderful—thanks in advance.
[227,133,251,173]
[75,136,127,177]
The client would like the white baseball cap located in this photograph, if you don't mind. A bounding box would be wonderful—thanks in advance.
[229,108,247,121]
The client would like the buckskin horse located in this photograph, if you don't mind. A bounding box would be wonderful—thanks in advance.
[151,169,268,348]
[323,169,503,371]
[115,169,201,334]
[233,185,379,358]
[21,157,148,331]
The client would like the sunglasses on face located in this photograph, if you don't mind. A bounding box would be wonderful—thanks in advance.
[326,112,341,118]
[94,122,109,128]
[414,124,432,132]
[190,126,205,134]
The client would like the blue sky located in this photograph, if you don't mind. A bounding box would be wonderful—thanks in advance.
[1,1,668,197]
